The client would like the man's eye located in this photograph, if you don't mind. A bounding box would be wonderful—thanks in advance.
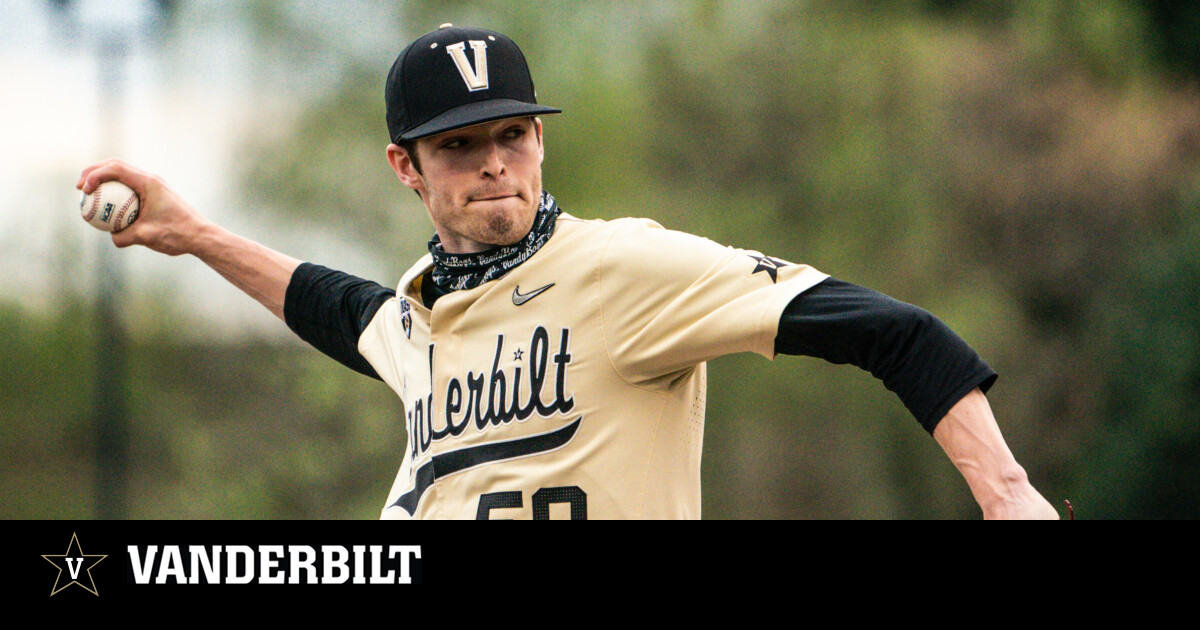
[504,127,525,138]
[443,139,467,149]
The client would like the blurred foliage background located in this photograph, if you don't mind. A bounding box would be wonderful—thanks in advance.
[3,0,1198,519]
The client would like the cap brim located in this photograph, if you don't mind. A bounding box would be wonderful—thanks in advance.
[398,98,561,141]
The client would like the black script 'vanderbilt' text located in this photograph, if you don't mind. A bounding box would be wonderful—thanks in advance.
[407,326,575,458]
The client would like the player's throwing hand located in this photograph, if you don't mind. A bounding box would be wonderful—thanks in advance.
[77,158,301,321]
[77,159,212,257]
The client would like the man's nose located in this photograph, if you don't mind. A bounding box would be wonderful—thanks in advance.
[480,141,506,178]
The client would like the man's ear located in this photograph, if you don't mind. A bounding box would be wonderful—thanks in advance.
[387,143,424,191]
[534,117,544,164]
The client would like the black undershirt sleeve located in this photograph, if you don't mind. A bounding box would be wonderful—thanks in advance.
[283,262,396,380]
[775,277,997,433]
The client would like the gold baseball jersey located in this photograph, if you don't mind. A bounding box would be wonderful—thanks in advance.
[357,214,828,519]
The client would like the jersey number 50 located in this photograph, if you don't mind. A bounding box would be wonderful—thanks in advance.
[476,486,587,520]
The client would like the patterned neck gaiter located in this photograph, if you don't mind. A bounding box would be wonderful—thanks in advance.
[427,190,562,292]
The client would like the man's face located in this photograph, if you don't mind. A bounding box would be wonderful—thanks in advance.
[389,117,544,254]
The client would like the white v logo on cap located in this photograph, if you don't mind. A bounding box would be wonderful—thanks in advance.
[446,40,489,91]
[385,26,559,141]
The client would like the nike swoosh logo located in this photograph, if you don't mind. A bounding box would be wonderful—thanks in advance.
[512,283,555,306]
[388,417,583,516]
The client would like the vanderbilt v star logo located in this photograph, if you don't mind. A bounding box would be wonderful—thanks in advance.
[446,40,489,91]
[513,283,555,306]
[42,532,107,596]
[748,254,789,283]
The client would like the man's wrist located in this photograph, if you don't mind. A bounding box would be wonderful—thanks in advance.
[975,465,1032,516]
[985,487,1060,519]
[186,218,229,260]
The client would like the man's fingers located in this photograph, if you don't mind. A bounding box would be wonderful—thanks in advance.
[111,223,139,248]
[79,161,130,194]
[75,161,107,189]
[77,159,146,195]
[77,159,119,191]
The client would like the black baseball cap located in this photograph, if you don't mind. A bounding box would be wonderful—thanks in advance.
[385,24,561,142]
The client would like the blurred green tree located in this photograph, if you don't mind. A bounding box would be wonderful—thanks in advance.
[12,0,1192,519]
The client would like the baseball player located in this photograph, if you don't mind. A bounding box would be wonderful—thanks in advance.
[76,24,1057,519]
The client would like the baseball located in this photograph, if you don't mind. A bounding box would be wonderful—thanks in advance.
[80,180,140,232]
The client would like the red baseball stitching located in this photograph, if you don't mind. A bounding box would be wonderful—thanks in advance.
[113,194,137,229]
[83,190,101,222]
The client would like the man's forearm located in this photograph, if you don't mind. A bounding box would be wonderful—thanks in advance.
[76,159,302,323]
[188,221,301,321]
[933,388,1058,519]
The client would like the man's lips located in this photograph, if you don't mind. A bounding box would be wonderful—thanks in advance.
[471,193,518,201]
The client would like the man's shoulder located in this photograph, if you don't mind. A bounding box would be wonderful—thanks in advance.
[538,213,665,255]
[553,212,689,247]
[554,212,664,233]
[548,213,733,268]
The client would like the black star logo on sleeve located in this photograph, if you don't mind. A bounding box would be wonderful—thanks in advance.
[747,254,789,283]
[42,532,107,596]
